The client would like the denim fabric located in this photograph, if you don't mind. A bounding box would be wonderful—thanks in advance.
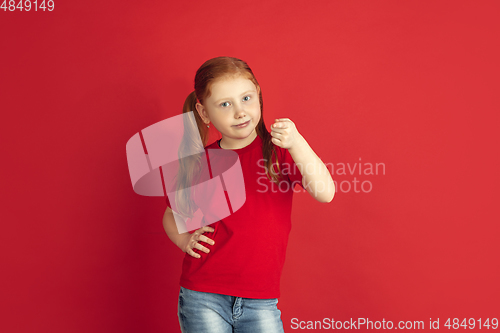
[178,286,285,333]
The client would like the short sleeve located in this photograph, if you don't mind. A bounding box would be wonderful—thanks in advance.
[281,148,305,190]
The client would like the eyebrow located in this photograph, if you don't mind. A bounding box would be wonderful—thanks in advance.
[214,90,255,104]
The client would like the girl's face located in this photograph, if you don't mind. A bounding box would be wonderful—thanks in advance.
[196,75,261,149]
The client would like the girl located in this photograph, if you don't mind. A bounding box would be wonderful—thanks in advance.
[163,56,335,333]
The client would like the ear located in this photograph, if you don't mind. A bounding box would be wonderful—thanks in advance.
[195,103,209,122]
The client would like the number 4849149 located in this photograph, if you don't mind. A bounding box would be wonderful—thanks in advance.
[1,0,54,11]
[445,318,498,329]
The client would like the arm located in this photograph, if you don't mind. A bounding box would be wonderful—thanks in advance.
[288,134,335,203]
[163,207,216,258]
[162,206,191,250]
[271,118,335,203]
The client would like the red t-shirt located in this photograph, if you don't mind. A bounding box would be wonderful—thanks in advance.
[167,134,304,298]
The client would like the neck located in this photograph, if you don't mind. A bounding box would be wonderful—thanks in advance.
[220,130,258,150]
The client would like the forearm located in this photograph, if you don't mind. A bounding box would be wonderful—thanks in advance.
[288,134,335,203]
[163,208,190,250]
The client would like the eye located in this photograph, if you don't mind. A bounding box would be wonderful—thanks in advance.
[220,95,251,108]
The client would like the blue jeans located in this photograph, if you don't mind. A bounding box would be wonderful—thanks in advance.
[177,286,285,333]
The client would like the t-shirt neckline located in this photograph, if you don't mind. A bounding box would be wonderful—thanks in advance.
[217,135,261,155]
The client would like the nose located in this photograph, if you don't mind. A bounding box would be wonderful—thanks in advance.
[233,103,246,119]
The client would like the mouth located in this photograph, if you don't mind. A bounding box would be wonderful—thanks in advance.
[233,120,250,128]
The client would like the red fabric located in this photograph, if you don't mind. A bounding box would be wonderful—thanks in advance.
[168,134,304,298]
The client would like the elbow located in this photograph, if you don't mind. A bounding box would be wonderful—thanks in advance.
[328,185,336,202]
[329,181,336,202]
[306,179,336,203]
[316,191,335,203]
[322,181,336,203]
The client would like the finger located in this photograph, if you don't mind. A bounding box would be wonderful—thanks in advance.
[276,118,291,122]
[274,132,284,138]
[270,130,283,138]
[271,125,286,132]
[202,226,215,233]
[194,242,211,254]
[271,137,282,146]
[196,226,213,234]
[272,122,287,129]
[187,247,201,259]
[199,234,215,245]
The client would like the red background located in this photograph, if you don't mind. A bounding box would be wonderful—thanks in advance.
[1,1,499,332]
